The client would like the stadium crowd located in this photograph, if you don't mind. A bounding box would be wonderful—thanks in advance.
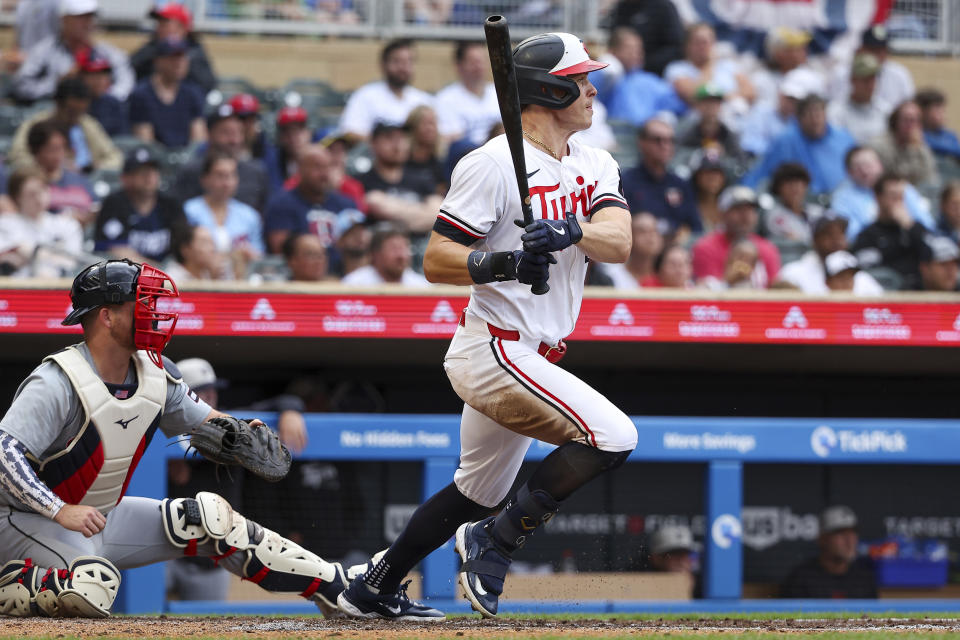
[0,0,959,294]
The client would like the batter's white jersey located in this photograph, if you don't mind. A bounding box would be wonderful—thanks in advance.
[437,135,628,344]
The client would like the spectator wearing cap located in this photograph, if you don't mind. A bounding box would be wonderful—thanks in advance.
[917,89,960,161]
[184,152,264,277]
[740,68,818,157]
[404,105,446,196]
[676,84,744,162]
[622,117,702,237]
[870,100,940,188]
[777,212,884,296]
[604,30,686,127]
[743,95,855,196]
[93,146,187,263]
[664,23,754,110]
[342,222,429,287]
[283,232,331,282]
[174,105,270,212]
[130,3,216,94]
[335,213,372,278]
[435,41,501,146]
[600,212,663,289]
[129,36,206,149]
[21,120,98,225]
[762,162,824,244]
[164,223,227,282]
[938,182,960,244]
[831,146,935,240]
[827,53,888,145]
[919,236,960,292]
[324,132,367,214]
[692,186,781,288]
[0,167,83,278]
[780,505,877,599]
[229,94,264,158]
[9,76,122,172]
[338,39,434,140]
[824,251,862,292]
[852,173,929,290]
[637,523,700,598]
[264,144,364,254]
[831,25,914,115]
[78,49,126,137]
[359,122,442,233]
[11,0,134,104]
[750,27,823,108]
[268,106,312,193]
[690,150,728,232]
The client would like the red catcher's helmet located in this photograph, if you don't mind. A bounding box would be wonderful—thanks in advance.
[513,32,607,110]
[62,260,180,369]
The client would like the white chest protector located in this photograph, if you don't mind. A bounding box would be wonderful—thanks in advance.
[29,347,169,514]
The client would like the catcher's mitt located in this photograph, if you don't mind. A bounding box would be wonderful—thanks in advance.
[188,416,291,482]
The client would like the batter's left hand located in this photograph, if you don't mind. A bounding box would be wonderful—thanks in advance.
[519,213,583,253]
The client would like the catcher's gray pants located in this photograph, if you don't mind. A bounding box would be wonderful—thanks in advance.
[0,497,246,576]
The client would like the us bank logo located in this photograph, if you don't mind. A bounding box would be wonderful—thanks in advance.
[810,424,907,458]
[811,425,838,458]
[711,514,742,549]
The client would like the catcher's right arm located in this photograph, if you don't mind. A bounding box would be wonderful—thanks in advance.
[188,415,291,482]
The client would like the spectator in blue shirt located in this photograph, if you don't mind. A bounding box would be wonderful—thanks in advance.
[743,95,855,195]
[603,31,685,127]
[129,37,206,149]
[78,50,127,137]
[184,152,264,276]
[621,117,702,236]
[917,88,960,161]
[94,146,186,262]
[264,144,364,254]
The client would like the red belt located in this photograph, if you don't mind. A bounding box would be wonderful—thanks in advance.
[459,310,567,363]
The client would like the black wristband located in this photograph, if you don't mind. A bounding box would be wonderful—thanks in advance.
[468,251,517,284]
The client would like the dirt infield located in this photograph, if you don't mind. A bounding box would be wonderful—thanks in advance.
[4,615,960,639]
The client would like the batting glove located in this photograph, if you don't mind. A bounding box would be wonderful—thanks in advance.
[519,213,583,253]
[511,250,556,286]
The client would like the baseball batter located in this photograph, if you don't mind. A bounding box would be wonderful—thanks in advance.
[0,259,359,617]
[338,32,637,620]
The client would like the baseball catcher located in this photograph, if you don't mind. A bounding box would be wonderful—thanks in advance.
[0,259,363,618]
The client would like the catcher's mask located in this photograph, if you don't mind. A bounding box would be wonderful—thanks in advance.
[514,32,607,110]
[62,259,180,369]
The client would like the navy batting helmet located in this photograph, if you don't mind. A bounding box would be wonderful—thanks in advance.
[514,32,607,110]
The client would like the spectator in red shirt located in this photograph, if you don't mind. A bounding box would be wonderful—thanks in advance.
[692,185,781,287]
[651,244,694,289]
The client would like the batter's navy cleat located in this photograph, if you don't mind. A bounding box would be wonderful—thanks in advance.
[455,517,512,618]
[336,578,445,621]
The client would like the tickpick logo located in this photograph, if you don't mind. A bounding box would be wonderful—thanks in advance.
[810,425,838,458]
[608,303,633,326]
[711,514,742,549]
[783,306,807,328]
[430,300,457,323]
[250,298,276,320]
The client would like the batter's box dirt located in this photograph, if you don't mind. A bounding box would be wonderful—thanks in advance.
[3,615,960,639]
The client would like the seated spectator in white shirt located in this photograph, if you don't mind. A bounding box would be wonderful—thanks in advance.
[830,25,914,113]
[827,53,888,145]
[283,232,332,283]
[164,223,228,282]
[740,68,818,157]
[341,222,429,287]
[601,212,664,289]
[359,122,442,233]
[777,212,884,295]
[664,23,754,110]
[750,27,824,108]
[919,236,960,292]
[0,167,83,278]
[435,41,500,146]
[338,39,434,140]
[823,251,862,293]
[762,162,824,244]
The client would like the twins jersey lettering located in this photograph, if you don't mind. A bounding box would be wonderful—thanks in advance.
[437,135,628,344]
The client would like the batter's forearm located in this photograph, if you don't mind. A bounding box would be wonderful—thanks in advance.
[423,232,476,285]
[0,432,65,519]
[578,214,631,264]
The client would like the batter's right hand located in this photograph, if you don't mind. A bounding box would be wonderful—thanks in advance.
[54,504,106,538]
[511,250,556,287]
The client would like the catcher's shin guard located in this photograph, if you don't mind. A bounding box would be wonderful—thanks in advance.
[0,559,43,616]
[56,556,121,618]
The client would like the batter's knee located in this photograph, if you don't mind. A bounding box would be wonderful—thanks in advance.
[594,411,637,454]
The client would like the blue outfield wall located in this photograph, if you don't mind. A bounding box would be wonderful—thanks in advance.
[116,414,960,615]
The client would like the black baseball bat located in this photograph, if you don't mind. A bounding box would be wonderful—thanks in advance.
[484,15,549,295]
